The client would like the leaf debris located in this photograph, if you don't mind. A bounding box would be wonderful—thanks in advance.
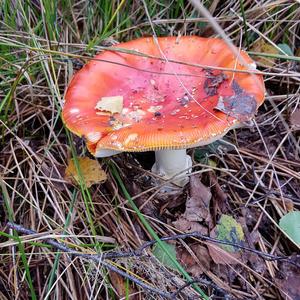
[65,156,107,187]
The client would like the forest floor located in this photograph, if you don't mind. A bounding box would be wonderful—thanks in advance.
[0,1,300,299]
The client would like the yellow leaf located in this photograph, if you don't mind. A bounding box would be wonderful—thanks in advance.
[251,40,279,67]
[65,157,107,187]
[95,95,123,114]
[207,159,217,168]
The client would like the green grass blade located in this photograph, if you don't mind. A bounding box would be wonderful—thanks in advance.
[110,163,209,299]
[1,179,37,299]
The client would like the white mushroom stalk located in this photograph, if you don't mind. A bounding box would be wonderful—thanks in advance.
[151,149,192,187]
[95,148,192,187]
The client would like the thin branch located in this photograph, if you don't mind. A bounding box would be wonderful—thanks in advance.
[2,37,299,78]
[6,222,173,299]
[7,222,300,267]
[173,278,231,300]
[7,221,300,271]
[105,231,300,268]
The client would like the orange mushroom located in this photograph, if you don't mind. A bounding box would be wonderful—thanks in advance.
[62,36,265,186]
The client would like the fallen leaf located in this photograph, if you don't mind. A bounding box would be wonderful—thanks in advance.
[95,95,123,114]
[207,242,241,265]
[238,214,267,273]
[65,157,107,187]
[279,211,300,245]
[275,256,300,300]
[284,198,294,211]
[184,175,211,223]
[204,71,227,96]
[216,94,257,122]
[290,109,300,129]
[128,182,158,217]
[216,215,244,252]
[277,43,293,56]
[277,258,300,300]
[208,171,228,223]
[177,244,211,277]
[172,218,208,235]
[208,215,245,265]
[209,171,228,213]
[215,80,257,122]
[109,271,138,299]
[173,176,211,234]
[153,242,178,270]
[163,191,186,209]
[251,39,279,66]
[244,231,266,273]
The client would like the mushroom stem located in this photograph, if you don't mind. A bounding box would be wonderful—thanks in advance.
[151,149,192,187]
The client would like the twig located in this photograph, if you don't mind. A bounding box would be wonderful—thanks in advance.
[7,221,300,297]
[6,222,173,299]
[7,222,300,267]
[6,222,246,299]
[173,278,231,300]
[105,232,300,268]
[3,39,299,78]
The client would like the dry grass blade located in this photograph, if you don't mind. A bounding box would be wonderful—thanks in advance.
[1,0,299,299]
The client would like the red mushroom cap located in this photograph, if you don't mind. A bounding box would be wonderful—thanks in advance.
[62,36,265,156]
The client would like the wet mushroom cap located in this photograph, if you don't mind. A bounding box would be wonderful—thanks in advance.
[62,36,265,155]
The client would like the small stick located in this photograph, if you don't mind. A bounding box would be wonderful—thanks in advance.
[7,222,299,267]
[172,278,231,300]
[6,222,173,299]
[6,222,299,298]
[105,232,300,268]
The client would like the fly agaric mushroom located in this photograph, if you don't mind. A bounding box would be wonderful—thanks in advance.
[62,36,265,186]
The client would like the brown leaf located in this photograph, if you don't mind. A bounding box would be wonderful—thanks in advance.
[173,176,211,235]
[207,243,241,265]
[65,157,107,187]
[207,226,241,265]
[128,182,158,217]
[184,175,211,223]
[109,271,138,299]
[163,190,186,209]
[177,244,211,277]
[209,171,228,218]
[204,71,227,96]
[251,40,279,67]
[215,80,257,122]
[239,214,266,273]
[275,257,300,300]
[173,218,208,235]
[284,198,294,211]
[290,109,300,129]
